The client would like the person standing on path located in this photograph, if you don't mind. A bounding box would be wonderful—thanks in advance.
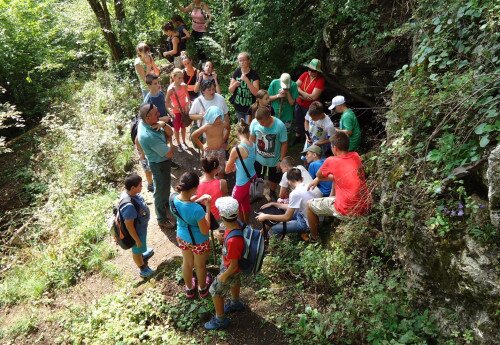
[166,68,191,152]
[134,43,160,99]
[294,59,325,145]
[229,52,260,123]
[137,103,177,235]
[329,95,361,152]
[181,53,198,102]
[178,0,211,62]
[162,22,184,69]
[268,73,298,132]
[195,61,221,94]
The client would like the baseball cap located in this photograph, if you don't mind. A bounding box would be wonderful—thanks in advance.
[328,96,345,110]
[279,73,291,89]
[301,144,322,156]
[215,197,239,220]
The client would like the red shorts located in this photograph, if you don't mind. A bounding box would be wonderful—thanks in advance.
[177,237,210,255]
[232,177,253,213]
[173,112,185,132]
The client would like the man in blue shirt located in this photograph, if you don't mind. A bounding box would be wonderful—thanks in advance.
[137,103,176,234]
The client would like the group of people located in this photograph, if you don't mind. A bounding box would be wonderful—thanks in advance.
[119,3,371,330]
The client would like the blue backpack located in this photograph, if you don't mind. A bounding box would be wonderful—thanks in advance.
[223,222,265,275]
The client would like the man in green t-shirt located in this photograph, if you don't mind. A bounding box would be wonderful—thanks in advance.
[268,73,298,132]
[329,95,361,152]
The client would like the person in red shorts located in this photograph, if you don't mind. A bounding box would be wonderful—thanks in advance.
[196,155,228,220]
[307,132,371,242]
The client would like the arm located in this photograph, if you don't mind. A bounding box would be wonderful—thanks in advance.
[194,71,203,93]
[228,78,240,93]
[196,196,212,236]
[191,125,207,150]
[135,137,145,160]
[240,74,259,96]
[165,88,175,112]
[280,141,288,162]
[164,37,179,56]
[225,148,237,174]
[124,219,142,247]
[150,56,160,76]
[178,2,192,13]
[285,89,295,106]
[213,72,221,94]
[336,128,353,136]
[219,258,238,282]
[134,63,146,84]
[300,87,323,101]
[182,28,191,40]
[223,115,230,142]
[256,206,294,223]
[250,134,256,143]
[278,186,289,199]
[220,179,228,196]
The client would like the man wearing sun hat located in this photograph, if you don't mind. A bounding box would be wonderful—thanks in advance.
[329,95,361,152]
[294,58,326,146]
[268,73,299,132]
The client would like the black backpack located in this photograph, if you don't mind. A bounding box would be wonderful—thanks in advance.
[111,195,141,250]
[130,114,139,144]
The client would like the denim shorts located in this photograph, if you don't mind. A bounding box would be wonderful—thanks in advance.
[131,230,147,254]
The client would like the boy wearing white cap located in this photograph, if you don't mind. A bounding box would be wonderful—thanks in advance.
[205,197,246,330]
[329,95,361,152]
[268,73,299,131]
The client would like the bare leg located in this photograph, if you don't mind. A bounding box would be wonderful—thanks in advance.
[193,251,209,289]
[307,200,319,239]
[182,250,195,289]
[132,253,145,268]
[213,295,224,317]
[230,284,240,300]
[181,126,187,144]
[174,130,181,147]
[145,170,153,185]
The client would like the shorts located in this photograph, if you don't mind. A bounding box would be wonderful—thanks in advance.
[232,177,253,213]
[254,161,282,184]
[140,157,151,172]
[204,147,226,172]
[131,230,147,255]
[308,197,350,220]
[177,237,210,255]
[173,112,185,131]
[209,268,242,297]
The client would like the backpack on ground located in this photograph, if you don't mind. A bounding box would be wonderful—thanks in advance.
[223,222,265,275]
[111,195,140,250]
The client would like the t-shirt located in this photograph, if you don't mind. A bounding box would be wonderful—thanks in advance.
[319,152,371,216]
[189,94,229,127]
[172,197,209,244]
[144,91,167,117]
[305,113,335,144]
[288,183,318,225]
[196,179,223,220]
[296,72,325,109]
[267,78,299,123]
[279,165,322,198]
[223,228,245,272]
[308,159,332,197]
[339,109,361,152]
[231,68,260,113]
[250,117,288,167]
[137,121,170,163]
[119,192,150,235]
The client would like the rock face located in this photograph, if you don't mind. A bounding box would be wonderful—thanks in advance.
[487,145,500,228]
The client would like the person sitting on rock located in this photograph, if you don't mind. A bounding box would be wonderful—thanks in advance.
[329,95,361,152]
[307,132,371,242]
[277,156,320,201]
[303,145,332,197]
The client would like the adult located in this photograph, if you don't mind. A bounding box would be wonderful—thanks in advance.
[250,107,288,199]
[268,73,298,132]
[181,53,199,101]
[171,172,213,299]
[137,104,176,234]
[294,58,325,145]
[195,61,221,94]
[307,132,371,242]
[303,145,332,197]
[162,21,185,69]
[329,95,361,152]
[179,0,211,62]
[171,14,191,43]
[134,42,160,99]
[189,79,229,128]
[229,52,260,122]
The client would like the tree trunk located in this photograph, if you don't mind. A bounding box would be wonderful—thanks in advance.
[87,0,124,62]
[113,0,134,58]
[114,0,125,22]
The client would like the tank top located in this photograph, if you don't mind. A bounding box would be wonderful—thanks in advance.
[235,142,257,186]
[134,57,148,91]
[196,179,223,219]
[172,35,184,57]
[191,6,207,33]
[183,68,198,100]
[168,83,189,114]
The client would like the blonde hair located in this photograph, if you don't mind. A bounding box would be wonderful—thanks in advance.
[136,42,150,56]
[170,68,183,83]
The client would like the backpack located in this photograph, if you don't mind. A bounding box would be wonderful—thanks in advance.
[223,222,265,275]
[111,195,141,250]
[130,114,139,144]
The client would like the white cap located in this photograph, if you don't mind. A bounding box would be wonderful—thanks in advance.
[279,73,291,89]
[215,197,239,220]
[328,95,345,110]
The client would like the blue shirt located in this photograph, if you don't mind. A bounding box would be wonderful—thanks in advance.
[144,91,167,117]
[137,121,170,163]
[250,117,288,167]
[119,192,150,235]
[308,159,333,197]
[235,142,257,186]
[172,196,209,244]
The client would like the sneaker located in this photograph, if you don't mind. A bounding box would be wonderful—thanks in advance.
[185,277,197,299]
[224,300,246,314]
[139,266,155,278]
[142,248,155,263]
[198,274,213,298]
[177,145,183,153]
[181,142,189,150]
[147,183,154,192]
[309,235,319,244]
[204,316,230,330]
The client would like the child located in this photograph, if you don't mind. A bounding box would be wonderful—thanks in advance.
[247,89,274,123]
[171,14,191,44]
[196,155,228,220]
[166,68,191,152]
[162,21,184,68]
[303,101,335,157]
[191,105,230,175]
[205,196,246,330]
[134,42,160,99]
[144,74,170,121]
[120,174,155,278]
[225,119,256,224]
[277,156,319,200]
[303,145,332,197]
[195,61,221,94]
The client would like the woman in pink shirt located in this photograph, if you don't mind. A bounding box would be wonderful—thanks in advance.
[179,1,211,61]
[166,68,191,152]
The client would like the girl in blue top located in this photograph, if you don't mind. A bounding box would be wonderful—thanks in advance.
[171,172,213,299]
[225,119,256,224]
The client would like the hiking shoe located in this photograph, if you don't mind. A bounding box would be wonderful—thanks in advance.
[147,183,154,192]
[199,274,213,298]
[181,142,189,150]
[142,248,155,263]
[139,266,156,278]
[224,300,246,314]
[309,236,319,244]
[204,316,230,330]
[177,145,183,153]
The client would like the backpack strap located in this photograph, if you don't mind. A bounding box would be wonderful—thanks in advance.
[235,146,251,179]
[169,193,197,245]
[223,228,244,250]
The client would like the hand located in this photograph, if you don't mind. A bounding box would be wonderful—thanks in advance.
[218,274,227,283]
[255,213,267,222]
[307,137,313,144]
[136,240,143,248]
[308,178,319,191]
[139,152,145,160]
[152,121,166,131]
[278,89,286,98]
[193,194,212,205]
[234,80,241,87]
[261,202,274,209]
[212,71,217,80]
[166,149,174,159]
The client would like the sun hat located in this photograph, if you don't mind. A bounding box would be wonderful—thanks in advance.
[215,197,239,220]
[279,73,291,89]
[303,58,323,73]
[301,144,322,156]
[328,95,345,110]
